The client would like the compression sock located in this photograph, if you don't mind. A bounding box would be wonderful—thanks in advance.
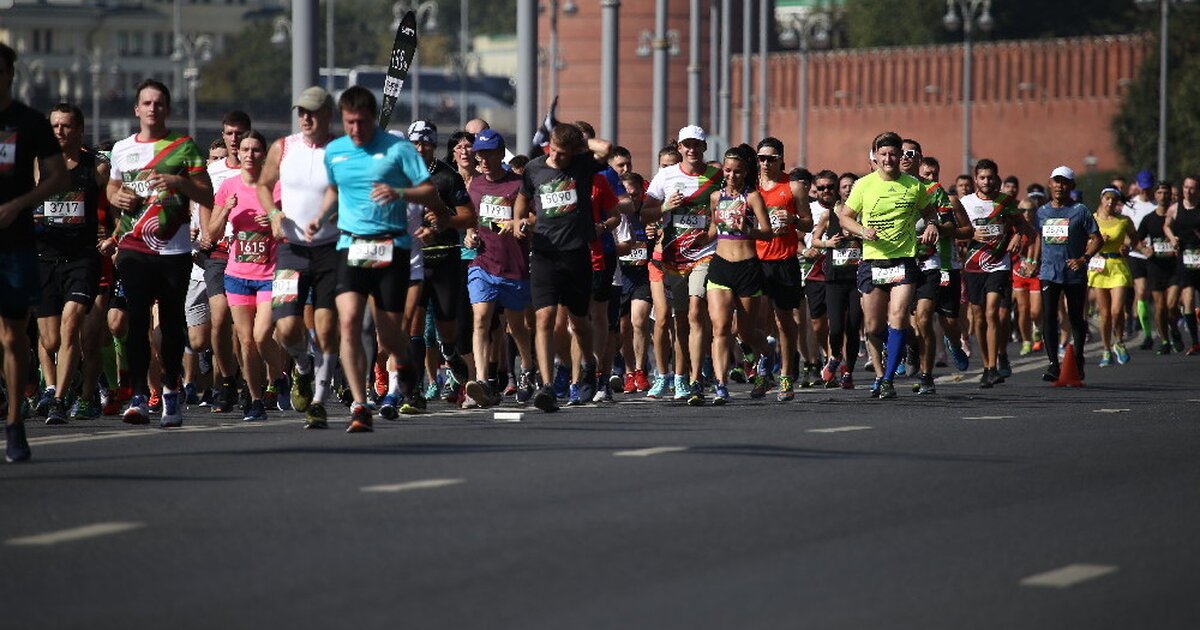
[1137,300,1153,337]
[883,327,906,381]
[313,353,336,404]
[284,337,312,374]
[387,369,401,396]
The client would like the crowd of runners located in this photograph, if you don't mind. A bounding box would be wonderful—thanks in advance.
[4,40,1200,463]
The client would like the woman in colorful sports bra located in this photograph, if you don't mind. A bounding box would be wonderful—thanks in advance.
[836,131,940,400]
[208,130,283,422]
[694,144,780,405]
[1088,187,1138,366]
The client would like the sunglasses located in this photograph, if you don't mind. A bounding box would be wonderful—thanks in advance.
[757,154,780,163]
[902,149,919,159]
[814,184,836,191]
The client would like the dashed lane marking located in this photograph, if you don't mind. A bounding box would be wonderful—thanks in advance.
[360,478,466,493]
[1019,564,1118,588]
[807,426,873,433]
[962,415,1016,420]
[1092,409,1130,414]
[6,522,145,547]
[613,446,689,457]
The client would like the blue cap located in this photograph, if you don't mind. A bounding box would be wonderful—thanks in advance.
[472,128,505,152]
[1136,169,1155,190]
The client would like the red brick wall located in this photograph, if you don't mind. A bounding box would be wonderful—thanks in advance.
[732,35,1148,188]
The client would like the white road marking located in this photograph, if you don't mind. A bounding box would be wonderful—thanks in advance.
[613,446,688,457]
[935,341,1104,385]
[1019,564,1118,588]
[962,415,1016,420]
[493,412,523,422]
[6,522,145,547]
[360,478,466,493]
[807,426,873,433]
[1092,408,1130,414]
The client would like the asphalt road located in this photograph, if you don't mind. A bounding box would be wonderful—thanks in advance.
[2,342,1199,629]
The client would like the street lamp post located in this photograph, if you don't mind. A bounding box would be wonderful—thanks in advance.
[943,0,993,176]
[74,47,105,146]
[172,34,213,138]
[601,0,621,142]
[780,10,832,169]
[637,4,679,155]
[740,0,751,144]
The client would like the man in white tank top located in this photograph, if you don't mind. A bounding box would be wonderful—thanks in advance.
[256,86,340,429]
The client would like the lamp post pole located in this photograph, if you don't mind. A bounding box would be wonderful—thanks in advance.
[601,0,620,142]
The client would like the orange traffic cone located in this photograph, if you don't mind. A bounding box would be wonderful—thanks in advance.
[1054,343,1085,387]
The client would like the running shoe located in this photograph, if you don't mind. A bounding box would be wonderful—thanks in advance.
[944,336,969,371]
[553,364,570,399]
[424,380,440,400]
[713,384,730,405]
[839,368,854,390]
[807,364,822,388]
[1170,327,1185,353]
[1042,364,1061,382]
[624,372,636,394]
[1157,340,1172,355]
[567,383,584,406]
[461,390,481,410]
[869,377,883,398]
[1098,351,1112,368]
[305,402,329,429]
[33,388,55,417]
[1019,341,1033,357]
[148,391,162,414]
[465,381,496,409]
[346,403,373,433]
[608,373,624,395]
[378,393,400,419]
[647,374,669,399]
[893,362,907,378]
[686,381,706,407]
[101,392,122,416]
[291,366,315,413]
[184,383,201,406]
[593,382,615,403]
[71,397,101,421]
[533,385,559,413]
[1187,344,1200,357]
[243,399,267,422]
[980,367,997,389]
[1032,340,1044,352]
[160,392,183,428]
[211,382,238,414]
[45,399,68,425]
[123,394,150,425]
[4,422,31,463]
[1139,335,1155,350]
[821,358,840,384]
[516,370,536,405]
[915,373,936,395]
[263,386,280,411]
[749,374,769,399]
[777,376,795,402]
[728,366,747,383]
[877,379,897,399]
[400,393,428,415]
[633,369,650,393]
[576,375,596,405]
[1114,343,1130,364]
[998,354,1012,378]
[672,375,690,401]
[373,365,388,398]
[502,375,519,397]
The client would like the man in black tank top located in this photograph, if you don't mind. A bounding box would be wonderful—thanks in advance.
[34,103,109,424]
[1165,176,1200,352]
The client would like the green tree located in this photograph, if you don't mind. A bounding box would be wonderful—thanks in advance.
[1112,9,1200,180]
[197,21,290,106]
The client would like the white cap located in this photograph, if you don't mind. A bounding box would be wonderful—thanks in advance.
[677,125,706,143]
[1050,166,1075,182]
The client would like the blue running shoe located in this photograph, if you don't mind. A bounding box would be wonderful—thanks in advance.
[869,377,883,398]
[160,392,183,428]
[713,384,730,405]
[672,375,690,401]
[378,393,400,420]
[647,373,669,399]
[944,335,969,371]
[553,364,570,399]
[567,383,583,406]
[122,394,150,425]
[243,399,267,422]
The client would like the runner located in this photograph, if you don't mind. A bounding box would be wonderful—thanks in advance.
[306,86,441,432]
[959,159,1034,387]
[106,79,212,427]
[34,103,108,423]
[1012,183,1047,357]
[1087,187,1137,366]
[642,126,721,402]
[698,144,778,405]
[1135,181,1182,354]
[0,42,69,461]
[1164,175,1200,354]
[1123,170,1160,350]
[1030,166,1101,381]
[811,174,863,389]
[462,129,535,407]
[755,138,812,401]
[837,131,940,399]
[615,170,653,394]
[645,146,684,399]
[514,123,614,412]
[209,130,282,421]
[255,86,340,428]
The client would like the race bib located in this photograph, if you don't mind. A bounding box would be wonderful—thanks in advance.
[0,132,16,175]
[478,201,513,222]
[127,177,154,199]
[539,187,578,215]
[1087,256,1106,273]
[271,269,300,308]
[1152,238,1175,256]
[235,230,270,265]
[43,200,85,224]
[831,245,862,267]
[768,208,788,231]
[871,262,906,285]
[939,270,951,287]
[975,222,1002,238]
[1183,249,1200,270]
[620,245,649,263]
[1042,218,1070,245]
[347,237,394,268]
[671,212,708,231]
